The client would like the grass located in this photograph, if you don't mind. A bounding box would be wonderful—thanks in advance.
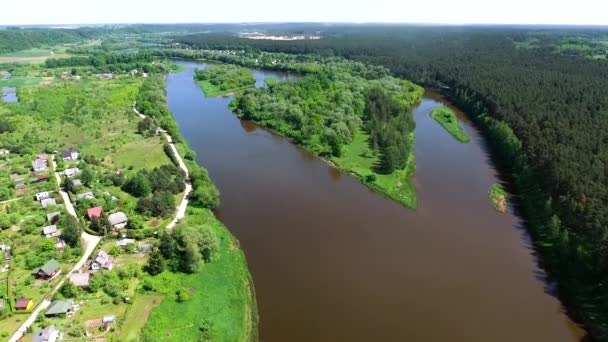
[430,106,471,143]
[489,183,508,213]
[332,129,417,208]
[0,49,52,58]
[118,295,163,341]
[0,77,40,87]
[196,80,253,98]
[142,207,256,342]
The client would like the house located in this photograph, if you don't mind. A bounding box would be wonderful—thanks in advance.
[138,243,153,252]
[42,225,60,238]
[47,212,60,223]
[33,325,59,342]
[108,212,128,229]
[103,315,116,331]
[64,167,80,178]
[45,299,73,316]
[68,272,90,287]
[90,250,113,270]
[35,191,51,201]
[61,148,79,161]
[32,259,61,279]
[77,192,95,200]
[41,198,57,209]
[32,159,48,173]
[87,206,103,220]
[116,238,135,247]
[15,298,33,311]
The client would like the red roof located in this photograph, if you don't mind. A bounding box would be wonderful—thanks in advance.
[15,298,31,309]
[87,206,103,219]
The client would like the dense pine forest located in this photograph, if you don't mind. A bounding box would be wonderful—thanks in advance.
[175,27,608,339]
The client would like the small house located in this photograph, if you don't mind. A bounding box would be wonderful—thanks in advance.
[41,198,57,209]
[32,325,59,342]
[35,191,51,201]
[45,299,73,317]
[32,259,61,279]
[32,159,48,173]
[116,238,135,247]
[61,148,79,161]
[77,192,95,200]
[42,225,60,238]
[108,211,128,229]
[47,212,60,223]
[64,167,80,178]
[15,298,33,311]
[87,206,103,220]
[90,250,113,270]
[68,272,90,287]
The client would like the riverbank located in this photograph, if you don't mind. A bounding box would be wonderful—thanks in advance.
[430,106,470,143]
[140,76,258,341]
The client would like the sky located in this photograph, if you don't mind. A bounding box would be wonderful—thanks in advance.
[2,0,607,26]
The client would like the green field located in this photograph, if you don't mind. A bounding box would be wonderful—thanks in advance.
[0,77,40,87]
[430,106,471,143]
[119,295,163,341]
[0,49,52,58]
[142,207,256,342]
[332,130,417,208]
[196,80,252,98]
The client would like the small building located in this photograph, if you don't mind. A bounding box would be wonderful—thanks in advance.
[32,325,59,342]
[55,239,66,249]
[0,149,9,155]
[72,179,83,187]
[35,191,51,201]
[41,198,57,209]
[129,69,138,75]
[116,238,135,247]
[64,167,80,178]
[87,206,103,220]
[47,212,60,223]
[32,259,61,280]
[45,299,73,317]
[42,225,60,238]
[33,175,49,183]
[68,272,90,287]
[90,250,113,270]
[103,315,116,331]
[61,71,72,79]
[15,298,33,311]
[61,148,79,161]
[108,211,128,229]
[138,243,153,252]
[77,192,95,200]
[32,159,48,173]
[37,153,49,161]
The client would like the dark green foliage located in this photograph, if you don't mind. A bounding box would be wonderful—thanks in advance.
[122,173,152,197]
[136,191,175,217]
[0,28,98,54]
[195,64,255,91]
[60,215,82,247]
[138,117,156,137]
[188,166,220,209]
[136,77,180,140]
[145,248,165,276]
[59,282,79,298]
[90,215,112,236]
[153,224,219,274]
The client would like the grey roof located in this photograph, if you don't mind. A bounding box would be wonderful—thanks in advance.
[36,192,51,201]
[45,299,73,316]
[108,212,128,226]
[61,148,78,158]
[32,159,47,170]
[32,325,59,342]
[77,192,94,200]
[68,272,90,287]
[42,225,58,236]
[103,315,116,323]
[41,198,56,208]
[72,179,83,186]
[47,212,60,222]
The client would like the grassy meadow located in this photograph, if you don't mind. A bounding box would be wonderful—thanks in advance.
[430,106,471,143]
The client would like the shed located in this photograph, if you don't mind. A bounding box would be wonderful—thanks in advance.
[41,198,57,209]
[42,225,60,238]
[87,206,103,220]
[15,298,33,310]
[35,192,51,201]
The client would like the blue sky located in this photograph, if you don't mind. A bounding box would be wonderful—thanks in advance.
[2,0,607,25]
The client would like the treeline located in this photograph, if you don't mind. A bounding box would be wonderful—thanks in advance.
[194,64,255,91]
[135,76,180,141]
[44,51,164,73]
[231,59,421,158]
[0,27,99,54]
[175,27,608,338]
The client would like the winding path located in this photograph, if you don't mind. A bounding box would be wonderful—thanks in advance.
[132,102,191,229]
[9,157,101,342]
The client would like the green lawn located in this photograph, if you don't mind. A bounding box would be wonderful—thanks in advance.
[332,130,417,208]
[196,80,253,98]
[0,78,40,87]
[0,49,52,58]
[142,207,256,342]
[430,106,471,143]
[118,295,163,341]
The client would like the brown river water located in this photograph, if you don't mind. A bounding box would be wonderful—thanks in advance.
[166,60,584,341]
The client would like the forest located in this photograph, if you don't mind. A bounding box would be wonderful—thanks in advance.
[176,27,608,339]
[194,64,255,97]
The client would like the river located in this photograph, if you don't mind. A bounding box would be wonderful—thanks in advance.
[166,60,582,341]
